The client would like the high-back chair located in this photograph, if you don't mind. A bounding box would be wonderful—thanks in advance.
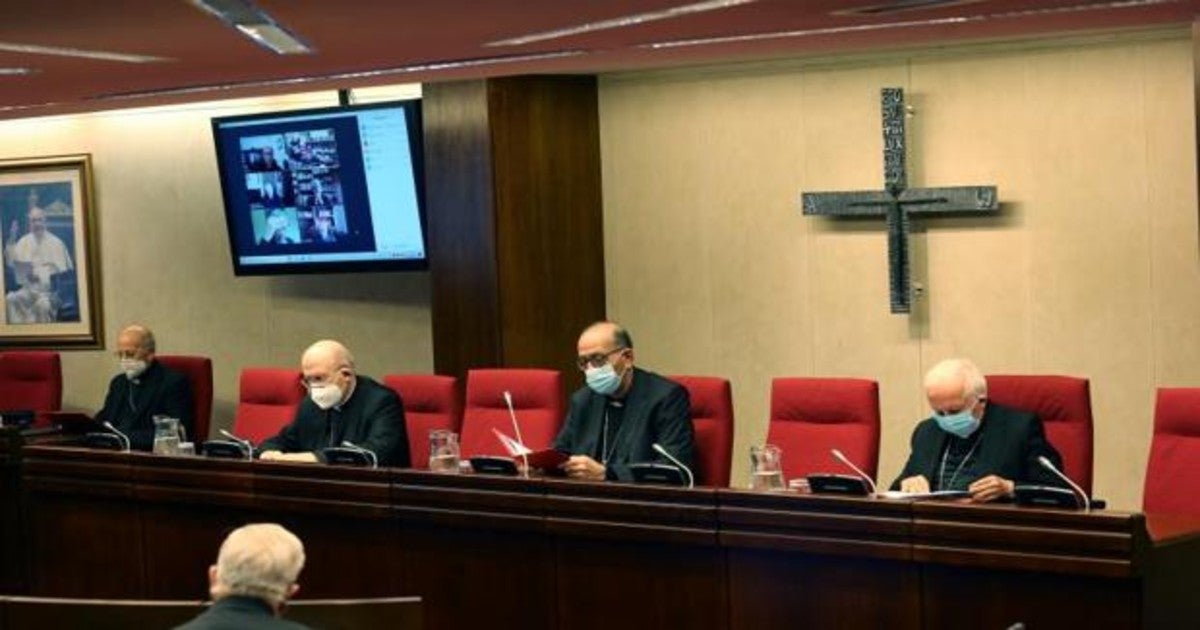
[459,369,563,458]
[155,355,213,443]
[1143,387,1200,515]
[669,375,734,487]
[0,351,62,428]
[232,367,305,444]
[383,374,460,469]
[766,377,880,484]
[985,374,1094,494]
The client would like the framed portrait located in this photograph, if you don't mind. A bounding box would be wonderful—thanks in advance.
[0,154,102,349]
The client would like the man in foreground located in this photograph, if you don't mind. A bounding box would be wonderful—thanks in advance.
[174,523,309,629]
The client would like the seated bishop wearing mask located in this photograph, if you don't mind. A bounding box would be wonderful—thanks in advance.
[891,358,1068,502]
[258,339,409,467]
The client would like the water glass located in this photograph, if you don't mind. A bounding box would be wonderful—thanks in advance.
[428,429,460,473]
[750,443,785,491]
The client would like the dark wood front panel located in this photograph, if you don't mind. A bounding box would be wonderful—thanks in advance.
[255,463,401,599]
[555,538,725,630]
[135,455,256,599]
[547,481,724,630]
[393,470,552,630]
[727,550,920,630]
[21,447,143,597]
[921,565,1139,629]
[0,429,24,593]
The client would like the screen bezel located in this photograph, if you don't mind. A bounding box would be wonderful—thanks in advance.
[211,98,427,276]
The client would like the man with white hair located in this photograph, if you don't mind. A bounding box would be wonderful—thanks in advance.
[891,358,1068,502]
[174,523,308,629]
[259,339,409,467]
[4,204,74,324]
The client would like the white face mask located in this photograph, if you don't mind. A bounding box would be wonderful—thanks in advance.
[309,383,343,410]
[120,358,148,380]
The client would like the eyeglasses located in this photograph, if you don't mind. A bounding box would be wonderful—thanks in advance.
[575,347,627,371]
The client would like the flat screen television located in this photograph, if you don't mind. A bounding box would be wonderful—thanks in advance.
[211,99,426,275]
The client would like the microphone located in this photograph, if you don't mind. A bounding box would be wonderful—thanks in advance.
[503,391,529,477]
[341,440,378,469]
[831,448,877,495]
[652,443,694,489]
[1037,456,1090,511]
[219,429,254,461]
[102,421,131,453]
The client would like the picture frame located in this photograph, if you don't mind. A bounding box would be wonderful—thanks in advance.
[0,154,103,349]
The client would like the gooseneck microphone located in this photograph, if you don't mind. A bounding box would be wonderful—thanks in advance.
[652,443,695,489]
[831,448,877,495]
[342,440,379,469]
[1037,456,1090,511]
[503,391,530,477]
[219,429,254,461]
[102,421,132,453]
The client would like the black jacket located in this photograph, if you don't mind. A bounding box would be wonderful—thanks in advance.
[553,367,694,482]
[173,596,310,630]
[260,375,409,467]
[94,360,193,451]
[890,401,1068,491]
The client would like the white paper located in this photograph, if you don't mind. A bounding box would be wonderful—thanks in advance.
[492,428,532,456]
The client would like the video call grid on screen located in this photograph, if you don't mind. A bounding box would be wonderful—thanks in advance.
[212,100,427,275]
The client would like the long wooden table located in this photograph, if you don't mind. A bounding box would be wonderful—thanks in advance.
[6,441,1200,629]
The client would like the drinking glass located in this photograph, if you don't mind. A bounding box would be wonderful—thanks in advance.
[750,444,785,491]
[428,429,460,473]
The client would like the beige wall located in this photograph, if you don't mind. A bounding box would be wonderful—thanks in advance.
[0,86,434,436]
[598,30,1200,509]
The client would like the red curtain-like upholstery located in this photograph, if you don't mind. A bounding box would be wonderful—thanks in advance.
[0,351,62,427]
[669,375,733,487]
[156,355,213,443]
[383,374,460,469]
[1144,387,1200,515]
[985,374,1093,494]
[460,369,562,459]
[766,378,880,484]
[233,367,305,445]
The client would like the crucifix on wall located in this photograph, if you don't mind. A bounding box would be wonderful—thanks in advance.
[801,87,1000,314]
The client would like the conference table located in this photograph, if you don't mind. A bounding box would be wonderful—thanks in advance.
[3,431,1198,629]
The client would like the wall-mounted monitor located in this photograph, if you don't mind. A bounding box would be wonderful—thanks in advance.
[211,99,426,275]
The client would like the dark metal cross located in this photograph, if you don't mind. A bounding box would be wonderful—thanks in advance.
[802,87,999,314]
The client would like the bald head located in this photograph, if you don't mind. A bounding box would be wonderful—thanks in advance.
[924,358,988,417]
[116,325,156,361]
[301,339,355,373]
[577,321,633,353]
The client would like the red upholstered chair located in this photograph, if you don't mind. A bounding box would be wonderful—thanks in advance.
[0,351,62,427]
[1144,388,1200,515]
[669,375,734,487]
[232,367,306,445]
[766,378,880,483]
[985,374,1093,494]
[460,369,563,459]
[156,355,213,443]
[383,374,460,469]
